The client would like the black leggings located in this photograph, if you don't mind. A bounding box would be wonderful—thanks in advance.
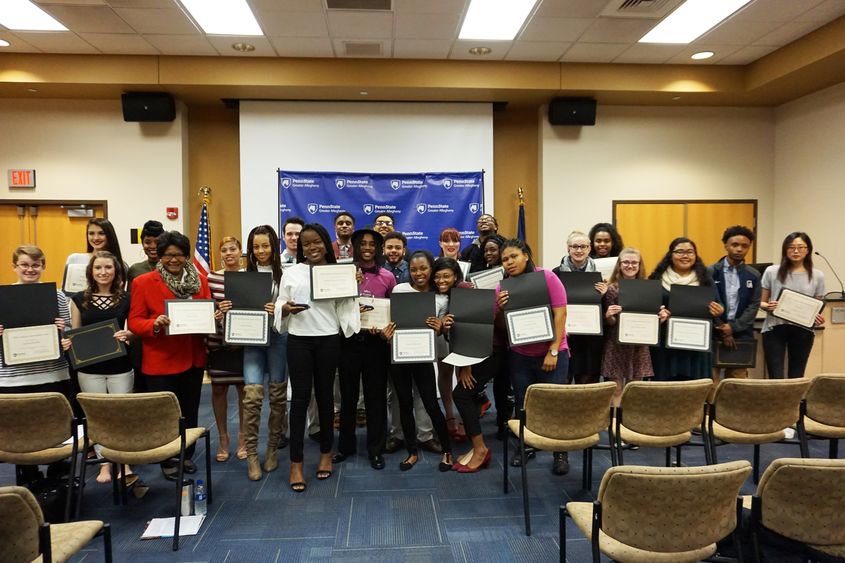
[454,347,507,437]
[390,363,451,456]
[146,367,204,458]
[287,334,341,463]
[337,334,388,458]
[763,324,815,379]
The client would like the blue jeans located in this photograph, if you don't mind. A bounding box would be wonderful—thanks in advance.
[243,330,288,385]
[508,350,569,413]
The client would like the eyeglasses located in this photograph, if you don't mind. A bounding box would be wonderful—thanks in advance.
[568,244,590,251]
[787,245,808,251]
[161,253,186,260]
[15,262,43,270]
[375,220,393,226]
[620,261,639,267]
[672,250,696,256]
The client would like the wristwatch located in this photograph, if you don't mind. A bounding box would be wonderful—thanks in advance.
[548,348,558,357]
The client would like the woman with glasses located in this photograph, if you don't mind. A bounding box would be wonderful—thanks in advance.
[601,248,657,405]
[760,232,825,378]
[648,237,723,381]
[128,231,212,480]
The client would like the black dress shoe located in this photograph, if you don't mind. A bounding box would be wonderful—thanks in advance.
[384,437,404,454]
[183,459,197,474]
[419,438,442,454]
[369,455,385,470]
[509,448,536,467]
[332,453,350,463]
[552,452,570,475]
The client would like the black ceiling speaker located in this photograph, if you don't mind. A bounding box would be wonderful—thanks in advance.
[122,92,176,122]
[548,97,597,126]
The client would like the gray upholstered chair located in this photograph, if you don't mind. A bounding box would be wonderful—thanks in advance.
[0,392,81,522]
[0,485,111,563]
[802,374,845,458]
[564,460,751,563]
[77,391,211,551]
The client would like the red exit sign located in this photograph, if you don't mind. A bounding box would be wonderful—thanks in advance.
[9,169,36,188]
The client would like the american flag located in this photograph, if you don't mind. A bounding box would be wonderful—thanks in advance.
[193,200,211,276]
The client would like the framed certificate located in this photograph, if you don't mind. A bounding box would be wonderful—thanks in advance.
[714,339,757,368]
[165,299,217,335]
[505,306,554,347]
[565,304,603,335]
[391,329,436,363]
[469,267,504,290]
[310,264,358,300]
[617,312,660,346]
[1,324,60,366]
[773,288,824,328]
[65,319,126,369]
[224,310,269,346]
[666,317,712,352]
[360,297,390,330]
[62,263,88,294]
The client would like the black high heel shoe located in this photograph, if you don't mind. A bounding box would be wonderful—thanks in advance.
[438,453,454,472]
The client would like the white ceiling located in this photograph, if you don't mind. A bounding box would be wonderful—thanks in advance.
[0,0,843,65]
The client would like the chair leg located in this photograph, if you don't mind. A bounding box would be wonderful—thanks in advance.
[665,447,671,467]
[676,445,682,466]
[581,449,588,490]
[110,462,119,506]
[103,522,113,563]
[520,438,530,536]
[204,431,213,505]
[831,439,839,459]
[65,449,78,522]
[559,505,566,563]
[616,431,624,466]
[591,503,602,563]
[503,430,509,494]
[39,523,52,563]
[587,448,594,491]
[753,445,760,485]
[173,452,186,551]
[120,464,128,506]
[77,458,89,520]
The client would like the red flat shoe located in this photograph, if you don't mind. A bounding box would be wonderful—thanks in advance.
[456,450,491,473]
[478,399,492,418]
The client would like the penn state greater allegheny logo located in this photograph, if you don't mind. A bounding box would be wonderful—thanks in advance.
[443,178,453,189]
[416,203,427,214]
[281,178,292,189]
[390,180,400,190]
[469,203,480,214]
[335,179,346,189]
[363,204,374,215]
[307,203,318,215]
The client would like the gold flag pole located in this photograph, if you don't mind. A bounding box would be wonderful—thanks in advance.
[198,186,213,270]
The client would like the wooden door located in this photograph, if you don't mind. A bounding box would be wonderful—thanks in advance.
[687,202,756,265]
[614,203,684,274]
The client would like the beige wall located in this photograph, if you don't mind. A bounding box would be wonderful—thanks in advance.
[539,105,776,269]
[0,98,187,260]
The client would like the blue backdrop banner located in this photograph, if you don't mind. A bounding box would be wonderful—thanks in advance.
[278,170,484,256]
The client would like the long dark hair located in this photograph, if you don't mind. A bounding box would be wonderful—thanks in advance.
[246,225,282,284]
[778,231,814,283]
[432,257,463,295]
[500,238,536,276]
[85,218,125,278]
[649,237,711,286]
[296,223,337,264]
[352,231,385,266]
[407,250,435,290]
[588,222,624,258]
[83,250,126,308]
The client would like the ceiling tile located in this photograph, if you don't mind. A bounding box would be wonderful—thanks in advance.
[11,32,98,53]
[251,0,325,11]
[796,0,845,22]
[665,44,741,64]
[331,38,391,57]
[733,0,824,22]
[519,16,593,42]
[614,43,683,64]
[579,18,656,43]
[698,19,783,45]
[258,11,329,37]
[79,32,159,54]
[269,37,335,57]
[0,32,41,52]
[112,8,199,35]
[395,13,461,40]
[393,0,466,15]
[716,44,778,65]
[505,41,570,61]
[448,39,509,60]
[206,35,278,56]
[38,6,135,34]
[393,38,453,58]
[326,11,393,39]
[753,20,823,46]
[536,0,608,18]
[560,42,628,63]
[142,34,218,56]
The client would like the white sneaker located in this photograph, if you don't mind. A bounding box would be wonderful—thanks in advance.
[783,427,796,440]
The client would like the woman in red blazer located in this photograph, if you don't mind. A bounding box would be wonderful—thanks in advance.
[128,230,212,480]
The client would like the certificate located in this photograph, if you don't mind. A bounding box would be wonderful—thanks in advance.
[63,263,88,294]
[65,319,126,369]
[773,288,824,328]
[165,299,216,335]
[224,310,269,346]
[1,324,60,365]
[666,317,712,352]
[617,312,660,346]
[565,304,603,335]
[714,339,757,368]
[505,306,554,347]
[360,297,390,330]
[310,264,358,300]
[391,329,436,363]
[593,257,618,281]
[469,267,504,290]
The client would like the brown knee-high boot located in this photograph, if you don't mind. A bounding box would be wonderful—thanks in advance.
[264,382,288,472]
[242,384,264,481]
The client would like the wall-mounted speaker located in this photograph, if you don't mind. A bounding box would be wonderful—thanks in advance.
[121,92,176,122]
[548,97,596,126]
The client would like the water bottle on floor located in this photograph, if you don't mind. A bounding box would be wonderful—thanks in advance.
[194,479,207,516]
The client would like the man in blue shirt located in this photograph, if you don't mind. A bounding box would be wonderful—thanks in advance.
[382,231,410,284]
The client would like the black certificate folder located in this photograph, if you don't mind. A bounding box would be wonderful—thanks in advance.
[65,319,126,370]
[449,288,494,358]
[224,271,271,309]
[390,292,435,328]
[0,282,59,328]
[714,339,757,368]
[500,271,549,310]
[618,279,662,312]
[668,285,714,318]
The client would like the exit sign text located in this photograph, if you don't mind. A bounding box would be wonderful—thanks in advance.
[8,169,36,188]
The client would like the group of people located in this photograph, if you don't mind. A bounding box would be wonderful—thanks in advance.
[0,211,826,493]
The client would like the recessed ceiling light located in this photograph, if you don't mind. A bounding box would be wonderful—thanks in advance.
[672,96,682,101]
[691,51,714,60]
[27,88,38,93]
[0,39,10,47]
[180,0,262,36]
[639,0,752,44]
[459,0,539,41]
[0,0,67,32]
[469,46,492,56]
[360,91,368,95]
[231,42,255,52]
